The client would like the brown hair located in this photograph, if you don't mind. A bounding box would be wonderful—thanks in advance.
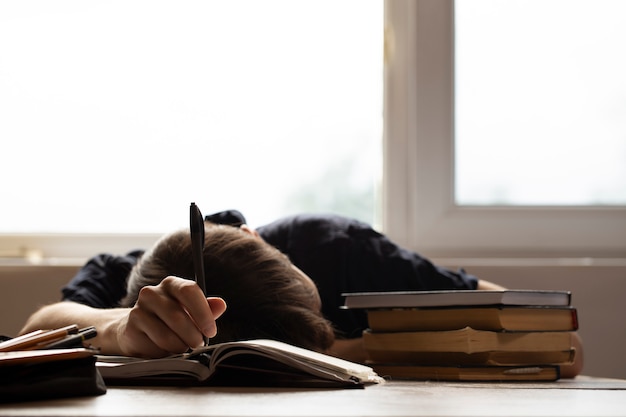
[121,223,335,352]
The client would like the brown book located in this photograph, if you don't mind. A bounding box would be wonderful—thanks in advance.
[369,363,560,382]
[365,348,576,366]
[363,327,574,361]
[366,306,578,332]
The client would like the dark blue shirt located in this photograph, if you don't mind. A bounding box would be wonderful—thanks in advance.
[62,212,477,337]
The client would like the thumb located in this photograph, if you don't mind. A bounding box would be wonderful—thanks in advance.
[207,297,227,319]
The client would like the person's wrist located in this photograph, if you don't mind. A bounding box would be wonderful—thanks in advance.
[97,309,128,356]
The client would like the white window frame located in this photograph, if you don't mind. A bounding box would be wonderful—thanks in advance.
[382,0,626,259]
[1,0,624,263]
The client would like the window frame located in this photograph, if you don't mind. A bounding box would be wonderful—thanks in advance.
[382,0,626,259]
[1,0,625,263]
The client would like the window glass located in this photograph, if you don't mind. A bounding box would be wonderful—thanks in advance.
[455,0,626,206]
[0,1,383,233]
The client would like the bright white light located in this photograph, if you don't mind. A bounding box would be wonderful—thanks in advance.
[455,0,626,206]
[0,1,383,232]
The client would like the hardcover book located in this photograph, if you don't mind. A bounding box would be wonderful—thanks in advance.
[362,327,575,364]
[365,306,578,332]
[342,290,572,310]
[363,327,573,353]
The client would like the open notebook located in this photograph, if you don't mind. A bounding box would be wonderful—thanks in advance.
[97,339,384,388]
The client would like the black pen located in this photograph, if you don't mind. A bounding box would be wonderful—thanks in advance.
[43,326,97,349]
[190,202,209,346]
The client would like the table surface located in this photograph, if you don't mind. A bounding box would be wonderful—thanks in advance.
[2,376,626,417]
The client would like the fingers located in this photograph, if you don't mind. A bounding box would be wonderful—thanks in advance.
[161,277,219,339]
[207,297,227,321]
[122,307,181,358]
[120,276,227,358]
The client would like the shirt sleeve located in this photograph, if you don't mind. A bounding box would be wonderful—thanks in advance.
[204,209,247,227]
[61,251,143,308]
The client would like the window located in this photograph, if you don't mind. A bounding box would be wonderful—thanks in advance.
[455,0,626,206]
[383,0,626,258]
[0,1,383,260]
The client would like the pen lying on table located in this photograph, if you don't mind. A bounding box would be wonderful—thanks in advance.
[0,325,78,352]
[43,326,97,349]
[0,325,97,352]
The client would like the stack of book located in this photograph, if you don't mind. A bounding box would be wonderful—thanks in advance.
[342,289,578,382]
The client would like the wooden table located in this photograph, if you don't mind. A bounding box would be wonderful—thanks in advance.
[2,377,626,417]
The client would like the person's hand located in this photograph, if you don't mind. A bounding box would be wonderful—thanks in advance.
[115,276,227,358]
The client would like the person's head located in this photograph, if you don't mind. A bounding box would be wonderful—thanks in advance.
[120,223,335,352]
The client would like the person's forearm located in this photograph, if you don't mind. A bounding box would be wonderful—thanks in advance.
[20,301,128,355]
[19,278,227,359]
